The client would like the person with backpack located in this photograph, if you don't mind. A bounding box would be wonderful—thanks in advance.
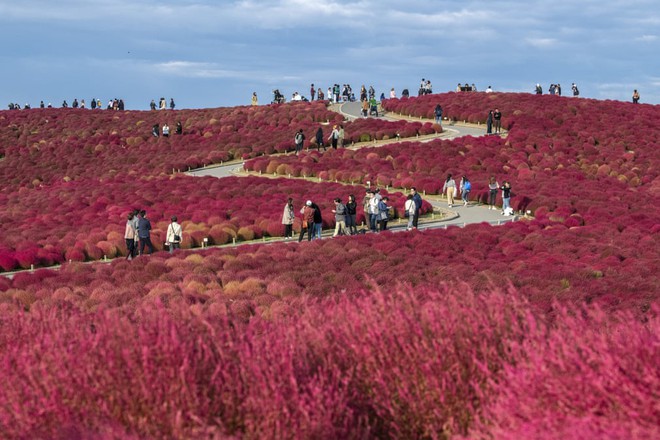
[460,176,472,206]
[166,216,183,253]
[294,128,305,155]
[442,174,457,207]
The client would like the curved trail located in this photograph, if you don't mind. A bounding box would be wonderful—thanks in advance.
[189,102,517,229]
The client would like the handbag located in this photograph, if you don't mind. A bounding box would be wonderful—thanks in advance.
[172,224,181,242]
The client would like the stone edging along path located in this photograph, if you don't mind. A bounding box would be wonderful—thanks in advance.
[1,104,517,278]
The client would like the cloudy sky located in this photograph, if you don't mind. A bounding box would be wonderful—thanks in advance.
[1,0,658,109]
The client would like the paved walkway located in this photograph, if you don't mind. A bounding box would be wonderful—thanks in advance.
[188,103,516,228]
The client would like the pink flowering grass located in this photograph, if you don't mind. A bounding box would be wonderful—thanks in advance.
[0,283,656,438]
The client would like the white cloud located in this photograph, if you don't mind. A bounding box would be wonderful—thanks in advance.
[635,35,657,42]
[525,38,559,48]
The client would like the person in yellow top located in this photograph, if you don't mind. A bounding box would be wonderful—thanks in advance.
[251,92,258,106]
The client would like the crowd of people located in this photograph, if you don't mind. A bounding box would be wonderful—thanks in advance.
[7,98,127,110]
[282,187,425,242]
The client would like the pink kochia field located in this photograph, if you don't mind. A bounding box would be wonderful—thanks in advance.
[0,94,658,438]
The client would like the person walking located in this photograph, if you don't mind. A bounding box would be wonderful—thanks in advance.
[411,187,422,229]
[368,190,381,232]
[488,176,499,210]
[442,174,457,207]
[328,125,340,149]
[152,124,160,137]
[500,181,512,215]
[404,194,416,231]
[434,104,443,124]
[175,121,183,135]
[298,201,315,242]
[124,212,137,260]
[345,194,358,235]
[282,198,295,239]
[169,98,176,110]
[632,89,640,104]
[166,216,182,253]
[315,127,326,151]
[493,108,502,133]
[460,176,471,206]
[294,128,305,155]
[162,123,170,137]
[332,198,347,237]
[571,83,579,96]
[137,210,155,255]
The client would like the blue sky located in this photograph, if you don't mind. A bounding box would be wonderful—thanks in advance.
[1,0,658,109]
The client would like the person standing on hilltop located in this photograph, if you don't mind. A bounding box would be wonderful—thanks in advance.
[310,84,315,101]
[632,89,640,104]
[170,98,175,110]
[251,92,258,106]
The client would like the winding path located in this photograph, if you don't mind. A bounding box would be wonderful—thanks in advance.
[189,102,518,230]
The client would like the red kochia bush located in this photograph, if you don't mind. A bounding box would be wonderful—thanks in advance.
[0,284,656,438]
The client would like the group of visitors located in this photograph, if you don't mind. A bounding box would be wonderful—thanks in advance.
[442,174,513,214]
[124,210,182,259]
[8,98,127,110]
[152,122,183,137]
[150,98,176,110]
[418,78,433,96]
[296,126,345,154]
[456,83,478,92]
[283,187,425,241]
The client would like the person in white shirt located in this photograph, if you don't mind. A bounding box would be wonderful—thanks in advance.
[485,86,493,93]
[166,216,183,253]
[389,88,396,99]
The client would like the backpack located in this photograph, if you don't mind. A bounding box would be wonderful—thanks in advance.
[295,133,303,144]
[464,181,471,191]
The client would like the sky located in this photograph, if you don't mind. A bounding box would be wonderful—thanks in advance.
[1,0,658,109]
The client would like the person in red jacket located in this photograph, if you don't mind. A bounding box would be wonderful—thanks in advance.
[298,200,315,242]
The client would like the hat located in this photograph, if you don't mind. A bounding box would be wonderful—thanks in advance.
[306,200,312,206]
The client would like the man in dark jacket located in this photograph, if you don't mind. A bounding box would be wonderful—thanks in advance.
[137,210,155,255]
[411,187,423,229]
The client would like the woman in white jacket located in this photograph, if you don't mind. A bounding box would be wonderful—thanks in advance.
[166,216,183,253]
